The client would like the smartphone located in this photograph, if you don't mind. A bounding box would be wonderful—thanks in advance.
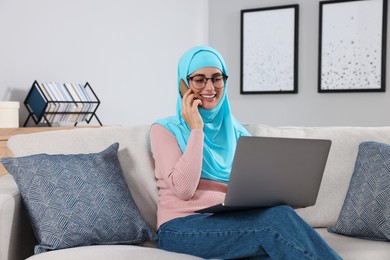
[180,79,189,97]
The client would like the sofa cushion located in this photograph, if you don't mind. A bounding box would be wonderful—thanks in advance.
[6,126,159,231]
[26,245,204,260]
[1,143,156,254]
[328,141,390,241]
[245,124,390,228]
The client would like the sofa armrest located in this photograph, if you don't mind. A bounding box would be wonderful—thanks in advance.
[0,175,35,260]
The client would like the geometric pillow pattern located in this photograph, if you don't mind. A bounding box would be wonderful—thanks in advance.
[0,143,156,254]
[328,141,390,241]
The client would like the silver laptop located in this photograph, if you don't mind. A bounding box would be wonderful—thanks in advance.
[196,136,331,214]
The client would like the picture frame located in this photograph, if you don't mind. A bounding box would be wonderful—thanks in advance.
[240,5,299,94]
[318,0,388,93]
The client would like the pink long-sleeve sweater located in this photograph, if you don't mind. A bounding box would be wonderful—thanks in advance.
[150,124,227,229]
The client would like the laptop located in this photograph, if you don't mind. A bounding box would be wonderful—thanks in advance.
[196,136,331,214]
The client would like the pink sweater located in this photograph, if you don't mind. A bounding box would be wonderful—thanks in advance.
[150,124,227,229]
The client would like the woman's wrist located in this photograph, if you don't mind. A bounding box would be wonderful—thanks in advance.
[191,128,203,134]
[190,125,203,131]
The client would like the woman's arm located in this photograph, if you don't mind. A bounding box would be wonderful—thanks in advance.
[150,124,204,200]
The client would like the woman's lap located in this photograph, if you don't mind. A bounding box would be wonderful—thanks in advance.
[157,205,341,260]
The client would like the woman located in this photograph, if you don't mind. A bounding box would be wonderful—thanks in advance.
[150,46,341,259]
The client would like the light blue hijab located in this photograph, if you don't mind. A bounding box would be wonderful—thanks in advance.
[155,46,250,183]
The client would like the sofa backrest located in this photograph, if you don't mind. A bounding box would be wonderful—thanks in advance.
[245,124,390,227]
[7,124,390,229]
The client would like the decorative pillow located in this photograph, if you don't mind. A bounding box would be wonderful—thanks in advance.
[0,143,156,254]
[328,141,390,241]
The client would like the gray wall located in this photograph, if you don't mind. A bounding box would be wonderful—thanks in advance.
[0,0,208,126]
[210,0,390,126]
[1,0,389,127]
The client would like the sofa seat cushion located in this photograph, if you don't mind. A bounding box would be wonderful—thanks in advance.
[316,228,390,260]
[26,245,204,260]
[245,124,390,228]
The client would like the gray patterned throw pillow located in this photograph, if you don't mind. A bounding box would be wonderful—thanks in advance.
[328,141,390,241]
[1,143,156,254]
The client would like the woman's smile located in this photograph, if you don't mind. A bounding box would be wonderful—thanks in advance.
[200,93,216,102]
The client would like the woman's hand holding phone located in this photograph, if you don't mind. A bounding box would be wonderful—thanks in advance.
[180,80,204,130]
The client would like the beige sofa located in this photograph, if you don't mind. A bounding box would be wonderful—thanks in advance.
[0,124,389,260]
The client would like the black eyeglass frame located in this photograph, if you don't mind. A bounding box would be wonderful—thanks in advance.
[186,74,229,89]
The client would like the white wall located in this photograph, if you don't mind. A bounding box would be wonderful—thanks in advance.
[209,0,390,126]
[1,0,390,127]
[0,0,208,126]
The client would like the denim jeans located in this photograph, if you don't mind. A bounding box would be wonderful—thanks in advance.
[157,205,342,260]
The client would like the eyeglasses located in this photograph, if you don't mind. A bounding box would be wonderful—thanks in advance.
[187,74,228,90]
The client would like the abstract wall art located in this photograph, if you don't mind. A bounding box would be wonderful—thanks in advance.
[318,0,388,92]
[240,5,299,94]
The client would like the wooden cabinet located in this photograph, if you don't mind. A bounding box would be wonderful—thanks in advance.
[0,127,97,176]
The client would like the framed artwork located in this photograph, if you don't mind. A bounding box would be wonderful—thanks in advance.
[240,5,299,94]
[318,0,388,92]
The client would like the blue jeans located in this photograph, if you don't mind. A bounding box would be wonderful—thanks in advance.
[157,205,342,260]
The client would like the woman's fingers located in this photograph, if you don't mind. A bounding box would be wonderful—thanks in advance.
[192,98,202,108]
[183,89,200,109]
[181,90,203,130]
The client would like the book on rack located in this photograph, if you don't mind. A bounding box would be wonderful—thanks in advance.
[38,82,56,122]
[64,83,82,122]
[24,83,47,123]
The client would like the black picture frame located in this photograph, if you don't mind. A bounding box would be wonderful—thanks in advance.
[240,5,299,94]
[318,0,388,93]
